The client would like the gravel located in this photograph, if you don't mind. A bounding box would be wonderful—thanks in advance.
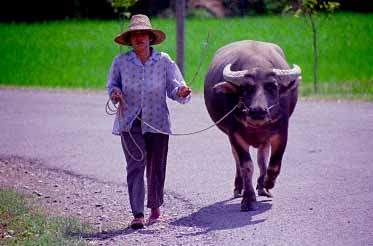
[0,155,217,246]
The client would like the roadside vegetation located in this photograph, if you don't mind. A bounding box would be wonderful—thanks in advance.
[0,12,372,99]
[0,189,90,246]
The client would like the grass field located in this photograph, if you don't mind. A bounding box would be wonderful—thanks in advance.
[0,12,372,98]
[0,189,90,245]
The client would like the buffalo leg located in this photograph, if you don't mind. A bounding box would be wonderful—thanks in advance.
[264,133,287,190]
[232,146,243,198]
[229,134,257,211]
[257,141,273,197]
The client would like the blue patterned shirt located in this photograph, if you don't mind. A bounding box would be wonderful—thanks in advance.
[106,48,191,135]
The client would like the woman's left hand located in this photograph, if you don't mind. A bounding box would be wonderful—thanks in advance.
[177,86,192,98]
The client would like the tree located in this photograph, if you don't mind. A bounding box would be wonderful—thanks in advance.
[290,0,340,92]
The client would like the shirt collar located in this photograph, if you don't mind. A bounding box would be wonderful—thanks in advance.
[128,48,161,66]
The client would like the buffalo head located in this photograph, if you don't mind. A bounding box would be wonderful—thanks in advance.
[213,64,301,127]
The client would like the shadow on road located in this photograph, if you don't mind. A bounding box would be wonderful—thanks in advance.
[170,197,272,236]
[67,227,135,241]
[68,224,170,242]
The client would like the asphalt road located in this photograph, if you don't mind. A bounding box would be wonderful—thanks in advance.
[1,88,373,246]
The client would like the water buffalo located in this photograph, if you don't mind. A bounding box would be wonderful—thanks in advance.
[204,40,301,211]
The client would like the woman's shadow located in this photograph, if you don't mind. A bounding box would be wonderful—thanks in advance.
[169,197,272,236]
[67,197,272,240]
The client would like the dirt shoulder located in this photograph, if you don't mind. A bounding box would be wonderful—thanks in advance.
[0,155,215,246]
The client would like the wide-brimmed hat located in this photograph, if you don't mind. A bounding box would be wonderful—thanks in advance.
[114,14,166,46]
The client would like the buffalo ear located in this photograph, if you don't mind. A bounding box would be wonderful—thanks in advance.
[213,82,239,94]
[279,76,301,93]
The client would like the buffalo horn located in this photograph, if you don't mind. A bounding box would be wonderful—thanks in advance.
[223,64,249,86]
[273,64,301,80]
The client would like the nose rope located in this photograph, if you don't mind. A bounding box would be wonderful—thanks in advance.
[266,103,279,121]
[238,98,250,112]
[238,97,278,121]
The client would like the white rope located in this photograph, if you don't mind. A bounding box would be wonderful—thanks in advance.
[137,104,238,136]
[105,97,239,161]
[105,98,240,136]
[121,130,145,162]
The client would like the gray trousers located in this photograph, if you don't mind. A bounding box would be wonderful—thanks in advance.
[120,119,169,217]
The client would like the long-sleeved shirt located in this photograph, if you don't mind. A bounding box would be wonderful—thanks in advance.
[106,48,191,135]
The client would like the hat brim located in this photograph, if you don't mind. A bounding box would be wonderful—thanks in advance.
[114,29,166,46]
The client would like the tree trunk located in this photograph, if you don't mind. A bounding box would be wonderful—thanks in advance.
[309,13,318,93]
[176,0,185,75]
[119,12,126,54]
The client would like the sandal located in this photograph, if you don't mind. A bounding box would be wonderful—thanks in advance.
[147,215,160,225]
[130,217,144,229]
[147,215,171,225]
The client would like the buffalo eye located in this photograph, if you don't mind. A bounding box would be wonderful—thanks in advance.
[264,82,278,95]
[242,84,256,95]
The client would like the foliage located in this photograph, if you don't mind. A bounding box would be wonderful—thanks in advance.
[263,0,289,13]
[1,0,372,22]
[223,0,266,15]
[223,0,343,15]
[111,0,139,19]
[293,0,340,16]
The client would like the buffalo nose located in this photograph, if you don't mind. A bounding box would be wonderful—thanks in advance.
[248,107,267,120]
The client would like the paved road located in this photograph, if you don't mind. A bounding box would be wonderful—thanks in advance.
[1,88,373,245]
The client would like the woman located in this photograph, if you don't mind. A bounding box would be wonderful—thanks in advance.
[106,14,191,229]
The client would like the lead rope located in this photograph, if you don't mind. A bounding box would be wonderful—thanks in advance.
[106,97,241,136]
[137,102,239,136]
[105,98,240,161]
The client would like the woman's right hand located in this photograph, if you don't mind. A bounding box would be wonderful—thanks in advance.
[111,88,122,103]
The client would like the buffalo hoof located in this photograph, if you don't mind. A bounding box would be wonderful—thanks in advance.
[257,187,273,198]
[233,189,242,198]
[240,199,258,211]
[264,177,275,190]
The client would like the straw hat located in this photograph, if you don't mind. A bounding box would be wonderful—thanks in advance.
[114,14,166,46]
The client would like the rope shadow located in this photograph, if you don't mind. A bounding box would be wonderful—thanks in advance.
[66,222,163,241]
[170,197,272,236]
[66,227,135,241]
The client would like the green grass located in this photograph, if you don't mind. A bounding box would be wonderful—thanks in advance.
[0,12,372,99]
[0,189,90,246]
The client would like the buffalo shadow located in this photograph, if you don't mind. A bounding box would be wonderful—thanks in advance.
[170,197,272,236]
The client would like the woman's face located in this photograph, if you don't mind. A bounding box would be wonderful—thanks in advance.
[130,30,151,53]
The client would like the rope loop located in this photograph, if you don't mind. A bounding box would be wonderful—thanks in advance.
[105,99,119,115]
